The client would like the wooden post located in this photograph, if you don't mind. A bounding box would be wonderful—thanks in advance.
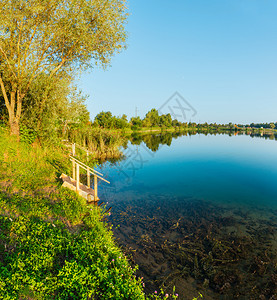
[87,168,90,188]
[72,159,76,180]
[72,143,76,156]
[94,174,98,201]
[76,163,80,192]
[72,143,76,180]
[86,150,90,187]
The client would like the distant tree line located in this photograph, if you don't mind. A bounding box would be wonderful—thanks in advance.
[92,110,277,131]
[249,122,277,129]
[93,109,189,130]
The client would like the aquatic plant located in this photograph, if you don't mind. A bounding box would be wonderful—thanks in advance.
[109,195,277,299]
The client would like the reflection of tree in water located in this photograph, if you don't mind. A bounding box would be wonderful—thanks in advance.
[129,132,143,145]
[250,132,277,141]
[142,133,175,152]
[129,130,277,154]
[160,133,173,146]
[130,132,190,152]
[142,135,160,152]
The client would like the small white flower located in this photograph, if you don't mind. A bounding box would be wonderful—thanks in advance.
[52,224,56,227]
[9,218,13,222]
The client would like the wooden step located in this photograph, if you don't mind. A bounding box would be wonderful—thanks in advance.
[60,174,99,203]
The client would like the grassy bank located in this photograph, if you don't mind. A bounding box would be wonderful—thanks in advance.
[0,127,177,299]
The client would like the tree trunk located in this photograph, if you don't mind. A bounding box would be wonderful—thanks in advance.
[0,76,25,136]
[7,90,21,136]
[9,118,20,136]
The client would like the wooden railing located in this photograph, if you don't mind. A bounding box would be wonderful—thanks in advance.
[71,142,94,180]
[69,155,110,202]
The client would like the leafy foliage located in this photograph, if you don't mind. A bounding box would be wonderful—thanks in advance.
[130,116,143,130]
[93,109,188,131]
[143,109,160,127]
[0,209,145,299]
[21,73,90,143]
[94,111,130,129]
[19,124,37,144]
[0,0,128,134]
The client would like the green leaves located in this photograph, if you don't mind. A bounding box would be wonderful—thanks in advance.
[0,0,128,79]
[0,213,145,299]
[0,0,128,134]
[94,111,130,129]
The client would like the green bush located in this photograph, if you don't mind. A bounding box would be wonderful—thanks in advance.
[19,125,37,145]
[0,212,145,299]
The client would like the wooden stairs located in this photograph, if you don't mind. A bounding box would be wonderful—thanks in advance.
[60,174,99,203]
[60,144,110,203]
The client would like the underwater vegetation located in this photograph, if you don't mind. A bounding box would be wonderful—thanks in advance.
[109,196,277,299]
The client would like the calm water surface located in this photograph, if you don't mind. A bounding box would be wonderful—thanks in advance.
[97,133,277,299]
[99,134,277,208]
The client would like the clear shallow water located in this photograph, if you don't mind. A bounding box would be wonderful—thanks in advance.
[99,134,277,209]
[96,133,277,299]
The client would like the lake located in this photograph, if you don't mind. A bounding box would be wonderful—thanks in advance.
[97,132,277,299]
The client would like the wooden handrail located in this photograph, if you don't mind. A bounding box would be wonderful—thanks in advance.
[70,155,103,176]
[75,161,110,184]
[65,146,110,202]
[70,156,110,184]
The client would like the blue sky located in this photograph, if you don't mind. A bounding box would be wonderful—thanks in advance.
[79,0,277,124]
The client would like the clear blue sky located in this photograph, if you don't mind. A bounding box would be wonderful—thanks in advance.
[79,0,277,124]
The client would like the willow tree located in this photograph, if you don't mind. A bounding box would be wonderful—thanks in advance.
[0,0,127,135]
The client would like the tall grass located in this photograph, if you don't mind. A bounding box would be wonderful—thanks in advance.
[0,127,70,192]
[68,127,127,162]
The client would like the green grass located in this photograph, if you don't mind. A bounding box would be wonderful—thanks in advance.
[0,126,179,299]
[0,127,70,193]
[0,191,145,299]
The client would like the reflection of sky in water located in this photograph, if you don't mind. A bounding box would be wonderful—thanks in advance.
[98,134,277,209]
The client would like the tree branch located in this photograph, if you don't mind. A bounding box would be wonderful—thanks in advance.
[0,46,18,80]
[0,74,11,111]
[17,15,24,78]
[16,89,23,120]
[22,23,39,73]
